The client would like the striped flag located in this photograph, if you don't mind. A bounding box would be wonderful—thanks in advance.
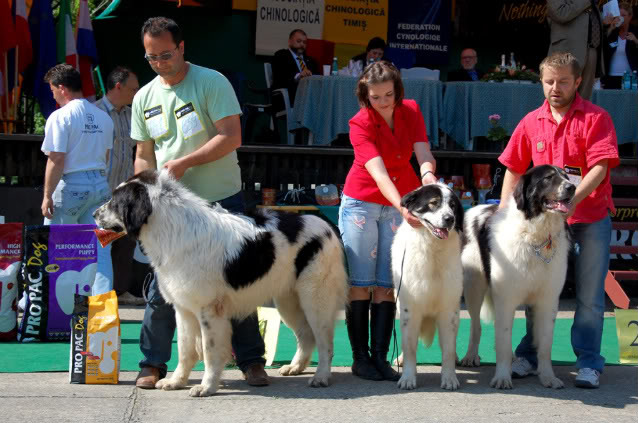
[57,0,77,67]
[76,0,98,99]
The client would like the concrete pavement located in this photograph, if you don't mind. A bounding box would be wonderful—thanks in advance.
[2,301,636,422]
[1,366,636,423]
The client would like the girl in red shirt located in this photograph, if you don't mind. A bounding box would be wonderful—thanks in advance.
[339,61,438,381]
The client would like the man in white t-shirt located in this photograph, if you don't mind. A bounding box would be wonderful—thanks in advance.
[41,63,115,296]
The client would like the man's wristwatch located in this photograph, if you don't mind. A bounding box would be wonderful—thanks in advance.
[421,170,434,179]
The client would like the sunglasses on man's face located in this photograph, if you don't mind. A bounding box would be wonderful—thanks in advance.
[144,48,178,62]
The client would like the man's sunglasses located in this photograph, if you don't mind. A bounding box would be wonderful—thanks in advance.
[144,48,178,62]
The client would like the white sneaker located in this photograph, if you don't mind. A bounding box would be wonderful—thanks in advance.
[511,356,537,378]
[574,368,600,389]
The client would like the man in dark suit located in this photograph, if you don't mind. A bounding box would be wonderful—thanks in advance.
[272,29,319,104]
[546,0,604,100]
[447,48,484,82]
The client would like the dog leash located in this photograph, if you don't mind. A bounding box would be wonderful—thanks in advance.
[531,230,561,264]
[391,246,406,373]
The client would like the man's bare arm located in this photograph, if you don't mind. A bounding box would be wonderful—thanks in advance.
[499,169,522,209]
[42,152,66,218]
[134,140,157,174]
[162,114,242,179]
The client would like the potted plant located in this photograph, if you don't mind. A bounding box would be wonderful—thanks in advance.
[485,114,509,151]
[481,66,540,83]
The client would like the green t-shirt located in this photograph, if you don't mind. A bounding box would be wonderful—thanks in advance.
[130,63,242,202]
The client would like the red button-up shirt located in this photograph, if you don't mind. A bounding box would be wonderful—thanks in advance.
[343,99,428,206]
[499,94,620,224]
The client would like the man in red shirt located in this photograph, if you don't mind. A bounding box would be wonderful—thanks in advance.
[498,52,619,389]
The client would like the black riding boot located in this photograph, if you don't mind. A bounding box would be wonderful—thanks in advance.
[370,301,401,381]
[346,299,383,381]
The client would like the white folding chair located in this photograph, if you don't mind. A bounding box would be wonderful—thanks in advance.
[400,67,441,81]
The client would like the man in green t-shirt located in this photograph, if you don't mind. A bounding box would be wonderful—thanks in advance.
[130,16,268,389]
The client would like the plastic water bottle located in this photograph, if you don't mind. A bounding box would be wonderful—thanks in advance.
[509,52,516,70]
[331,57,338,76]
[500,54,507,71]
[622,71,631,90]
[632,71,638,90]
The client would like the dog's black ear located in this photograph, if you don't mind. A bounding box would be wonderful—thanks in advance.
[117,182,152,239]
[513,173,529,212]
[400,188,421,211]
[452,193,464,233]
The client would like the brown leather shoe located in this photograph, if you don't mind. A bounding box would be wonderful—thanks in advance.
[242,362,270,386]
[136,366,160,389]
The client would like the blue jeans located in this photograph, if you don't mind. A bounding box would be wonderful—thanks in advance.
[44,170,113,296]
[515,215,611,372]
[338,195,402,288]
[138,191,266,376]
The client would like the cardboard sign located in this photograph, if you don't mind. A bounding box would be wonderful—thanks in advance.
[257,306,281,366]
[615,308,638,364]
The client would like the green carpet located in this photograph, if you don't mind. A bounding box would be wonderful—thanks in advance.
[0,318,623,373]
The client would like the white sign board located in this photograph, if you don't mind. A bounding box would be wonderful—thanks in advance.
[255,0,325,56]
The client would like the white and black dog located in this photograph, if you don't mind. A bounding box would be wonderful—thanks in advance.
[460,165,575,389]
[94,170,348,397]
[391,183,464,390]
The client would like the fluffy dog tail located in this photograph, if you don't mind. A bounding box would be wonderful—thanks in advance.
[420,316,437,348]
[480,289,495,323]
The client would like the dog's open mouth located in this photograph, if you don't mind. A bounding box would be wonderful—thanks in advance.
[423,220,449,240]
[544,198,572,214]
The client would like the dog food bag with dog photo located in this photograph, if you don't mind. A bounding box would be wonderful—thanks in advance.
[18,225,98,342]
[0,223,23,341]
[70,291,121,384]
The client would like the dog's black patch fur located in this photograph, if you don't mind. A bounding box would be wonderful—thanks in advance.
[224,232,276,289]
[295,234,326,278]
[514,165,574,220]
[474,204,498,283]
[133,169,158,185]
[111,181,152,238]
[246,209,268,227]
[275,211,305,244]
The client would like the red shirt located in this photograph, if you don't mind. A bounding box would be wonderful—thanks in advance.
[343,99,428,206]
[499,93,619,224]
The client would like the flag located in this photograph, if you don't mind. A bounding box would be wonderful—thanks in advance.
[57,0,77,67]
[0,1,18,55]
[76,0,98,99]
[28,0,57,118]
[13,0,33,73]
[7,0,34,93]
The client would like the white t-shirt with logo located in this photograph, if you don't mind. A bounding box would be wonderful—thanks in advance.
[41,99,114,174]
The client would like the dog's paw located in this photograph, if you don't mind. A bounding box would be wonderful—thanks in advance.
[308,373,331,388]
[188,384,217,397]
[459,354,481,367]
[155,378,185,391]
[393,353,404,367]
[539,374,564,389]
[490,374,513,389]
[440,371,460,391]
[279,363,304,376]
[397,374,417,390]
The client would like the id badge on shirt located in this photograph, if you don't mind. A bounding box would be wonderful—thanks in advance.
[144,105,169,139]
[564,165,582,186]
[175,102,204,140]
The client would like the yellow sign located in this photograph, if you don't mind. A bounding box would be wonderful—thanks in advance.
[615,308,638,364]
[323,0,389,46]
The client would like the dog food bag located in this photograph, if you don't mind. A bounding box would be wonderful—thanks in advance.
[0,223,23,341]
[18,225,98,342]
[70,291,121,384]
